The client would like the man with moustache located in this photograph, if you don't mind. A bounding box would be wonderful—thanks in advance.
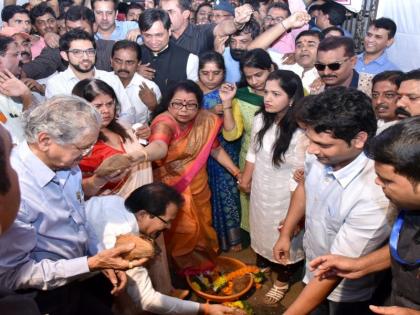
[312,36,360,94]
[111,40,161,124]
[371,70,403,133]
[395,69,420,118]
[45,29,135,124]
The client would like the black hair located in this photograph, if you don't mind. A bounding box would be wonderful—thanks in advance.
[125,182,184,217]
[195,1,212,17]
[59,28,96,52]
[398,68,420,86]
[240,48,275,72]
[369,17,397,39]
[91,0,119,11]
[127,2,145,12]
[293,94,317,123]
[322,26,344,37]
[160,0,192,11]
[266,2,291,17]
[365,116,420,185]
[0,36,15,57]
[0,130,11,194]
[319,1,347,26]
[65,5,95,27]
[139,8,171,32]
[372,70,404,89]
[29,2,56,25]
[152,80,203,119]
[72,78,131,143]
[301,87,377,145]
[255,70,304,166]
[112,39,142,61]
[1,5,29,23]
[318,36,355,57]
[295,29,323,43]
[231,18,260,39]
[59,0,74,16]
[198,50,225,72]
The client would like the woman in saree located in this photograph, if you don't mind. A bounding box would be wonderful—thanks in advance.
[221,48,276,234]
[129,80,241,275]
[197,51,242,252]
[72,79,183,298]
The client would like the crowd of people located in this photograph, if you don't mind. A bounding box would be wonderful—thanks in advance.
[0,0,419,314]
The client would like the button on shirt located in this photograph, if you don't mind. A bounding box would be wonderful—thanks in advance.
[94,21,138,41]
[45,67,136,124]
[355,52,399,76]
[124,72,162,124]
[0,142,101,290]
[303,152,391,302]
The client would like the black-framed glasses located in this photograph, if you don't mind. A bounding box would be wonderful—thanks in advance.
[314,57,351,71]
[170,101,198,110]
[67,48,96,58]
[155,215,170,225]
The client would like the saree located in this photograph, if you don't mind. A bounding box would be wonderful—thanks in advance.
[150,110,222,275]
[202,90,242,252]
[235,87,264,232]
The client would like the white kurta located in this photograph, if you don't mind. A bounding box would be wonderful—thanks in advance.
[247,114,307,264]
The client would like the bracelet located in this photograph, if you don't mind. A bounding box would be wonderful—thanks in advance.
[232,169,240,178]
[280,20,287,31]
[223,106,232,110]
[142,150,149,162]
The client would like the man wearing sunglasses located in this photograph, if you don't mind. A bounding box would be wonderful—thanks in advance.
[314,36,358,92]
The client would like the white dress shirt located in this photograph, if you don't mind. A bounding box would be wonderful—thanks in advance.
[186,53,199,82]
[45,67,136,124]
[124,73,162,124]
[280,63,319,93]
[85,196,200,314]
[303,152,391,302]
[0,142,101,290]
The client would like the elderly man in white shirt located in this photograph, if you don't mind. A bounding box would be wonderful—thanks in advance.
[111,40,161,124]
[274,87,391,315]
[45,29,136,124]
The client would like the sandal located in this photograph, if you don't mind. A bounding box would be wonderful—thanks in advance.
[263,283,289,305]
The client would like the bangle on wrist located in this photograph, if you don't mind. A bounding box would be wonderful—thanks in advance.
[232,169,240,178]
[280,20,287,31]
[142,150,149,162]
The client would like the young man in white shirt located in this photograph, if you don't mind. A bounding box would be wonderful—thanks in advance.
[45,28,135,124]
[111,40,161,124]
[274,87,391,315]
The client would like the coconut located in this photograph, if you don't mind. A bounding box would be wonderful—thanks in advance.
[94,154,133,177]
[115,234,156,260]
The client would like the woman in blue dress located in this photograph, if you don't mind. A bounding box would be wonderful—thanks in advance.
[197,51,242,252]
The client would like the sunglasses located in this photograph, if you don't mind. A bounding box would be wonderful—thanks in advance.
[314,57,351,71]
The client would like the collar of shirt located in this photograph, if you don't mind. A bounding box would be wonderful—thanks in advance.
[63,66,98,82]
[173,23,194,43]
[18,141,73,187]
[350,69,359,88]
[326,151,369,188]
[126,72,145,89]
[358,51,389,66]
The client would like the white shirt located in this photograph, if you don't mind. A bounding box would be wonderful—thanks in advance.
[45,67,136,124]
[0,94,25,145]
[280,63,319,93]
[124,73,162,124]
[186,53,199,82]
[85,196,200,314]
[377,119,398,135]
[303,152,391,302]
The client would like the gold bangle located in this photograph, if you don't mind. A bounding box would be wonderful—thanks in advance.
[142,150,149,162]
[232,170,240,178]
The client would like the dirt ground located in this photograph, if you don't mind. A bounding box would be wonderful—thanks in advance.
[189,246,305,315]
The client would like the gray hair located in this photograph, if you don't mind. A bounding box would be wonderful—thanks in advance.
[23,95,102,144]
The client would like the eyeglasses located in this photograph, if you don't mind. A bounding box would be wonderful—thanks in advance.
[67,48,96,58]
[264,15,286,24]
[170,101,198,110]
[73,143,95,156]
[314,57,351,71]
[155,215,170,225]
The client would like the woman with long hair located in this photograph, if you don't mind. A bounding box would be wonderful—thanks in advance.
[197,51,242,252]
[130,80,241,275]
[240,70,307,305]
[221,48,276,235]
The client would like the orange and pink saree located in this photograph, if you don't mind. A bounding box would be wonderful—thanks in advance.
[150,109,222,275]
